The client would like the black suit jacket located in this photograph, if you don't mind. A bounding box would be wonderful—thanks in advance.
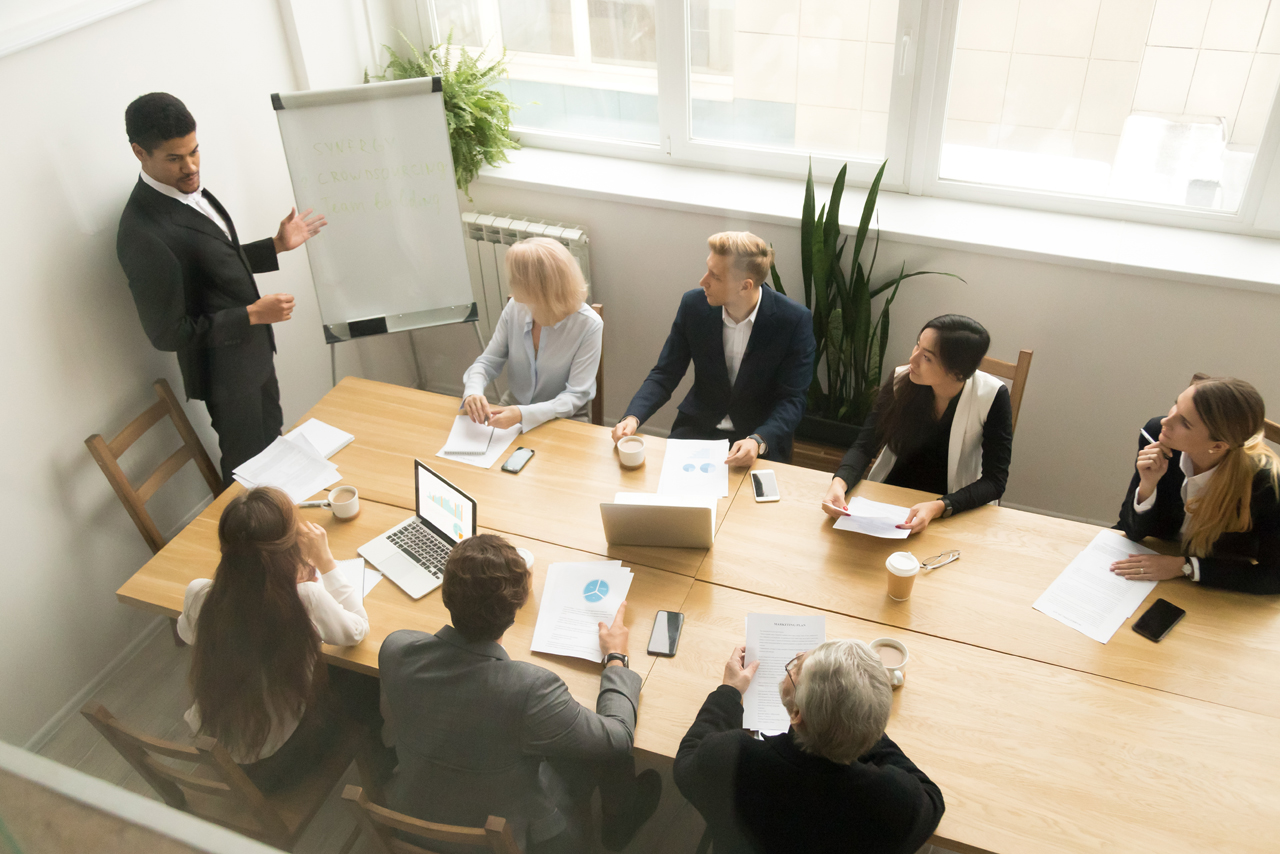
[674,685,944,854]
[622,286,815,461]
[117,178,279,401]
[1117,417,1280,594]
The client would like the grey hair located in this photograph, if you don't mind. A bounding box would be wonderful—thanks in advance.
[787,639,892,764]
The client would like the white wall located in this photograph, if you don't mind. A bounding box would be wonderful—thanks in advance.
[0,0,335,746]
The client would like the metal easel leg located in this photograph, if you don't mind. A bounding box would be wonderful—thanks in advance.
[330,342,337,388]
[407,329,426,391]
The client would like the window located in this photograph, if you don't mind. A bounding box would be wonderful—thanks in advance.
[414,0,1280,232]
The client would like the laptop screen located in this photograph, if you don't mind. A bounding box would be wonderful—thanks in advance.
[415,461,475,544]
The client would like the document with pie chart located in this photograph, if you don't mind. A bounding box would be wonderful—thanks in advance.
[532,561,634,662]
[657,438,730,498]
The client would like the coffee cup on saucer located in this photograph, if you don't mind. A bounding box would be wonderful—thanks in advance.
[869,637,910,688]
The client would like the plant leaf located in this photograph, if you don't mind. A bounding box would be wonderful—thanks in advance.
[801,159,815,310]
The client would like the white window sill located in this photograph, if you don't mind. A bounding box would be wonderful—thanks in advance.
[477,148,1280,295]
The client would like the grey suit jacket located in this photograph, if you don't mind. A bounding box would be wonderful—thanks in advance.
[379,626,642,848]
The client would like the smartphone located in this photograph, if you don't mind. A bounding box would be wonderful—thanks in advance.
[751,469,781,503]
[1132,598,1186,642]
[647,610,685,657]
[501,447,534,474]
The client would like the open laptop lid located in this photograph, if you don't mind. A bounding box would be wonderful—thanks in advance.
[414,459,477,544]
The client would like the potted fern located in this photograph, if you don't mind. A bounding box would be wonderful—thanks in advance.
[771,160,961,446]
[367,35,519,199]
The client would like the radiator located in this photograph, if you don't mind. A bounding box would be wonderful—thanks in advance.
[461,212,592,340]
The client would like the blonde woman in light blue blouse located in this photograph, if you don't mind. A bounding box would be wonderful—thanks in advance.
[462,237,603,431]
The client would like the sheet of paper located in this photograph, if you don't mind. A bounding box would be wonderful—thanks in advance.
[1033,530,1158,643]
[657,438,730,498]
[437,416,522,469]
[531,561,633,662]
[743,613,826,735]
[832,496,912,539]
[334,558,383,599]
[232,436,341,504]
[286,418,355,459]
[441,415,497,454]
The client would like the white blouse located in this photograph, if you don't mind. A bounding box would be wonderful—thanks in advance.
[177,568,369,762]
[462,300,603,430]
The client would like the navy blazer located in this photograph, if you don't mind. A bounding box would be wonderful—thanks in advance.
[1117,417,1280,594]
[623,286,815,461]
[117,178,278,402]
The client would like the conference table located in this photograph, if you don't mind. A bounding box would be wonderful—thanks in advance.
[117,377,1280,854]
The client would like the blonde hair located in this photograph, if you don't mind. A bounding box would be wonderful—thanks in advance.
[708,231,774,288]
[505,237,588,327]
[1183,375,1280,557]
[787,639,891,764]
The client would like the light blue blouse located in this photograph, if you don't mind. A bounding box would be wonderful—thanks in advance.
[462,300,603,430]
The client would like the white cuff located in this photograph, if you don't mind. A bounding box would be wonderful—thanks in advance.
[1187,557,1200,582]
[1132,486,1157,514]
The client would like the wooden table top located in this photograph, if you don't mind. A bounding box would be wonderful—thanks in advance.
[117,486,693,711]
[307,377,749,576]
[705,463,1280,718]
[638,581,1280,854]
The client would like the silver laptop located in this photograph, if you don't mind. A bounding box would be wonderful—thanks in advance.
[600,494,716,549]
[358,460,476,599]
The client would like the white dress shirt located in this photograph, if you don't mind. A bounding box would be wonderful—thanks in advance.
[462,300,603,430]
[177,568,369,762]
[1132,451,1216,580]
[139,171,232,240]
[715,294,762,432]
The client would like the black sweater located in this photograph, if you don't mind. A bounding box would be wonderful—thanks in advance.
[673,685,944,854]
[1117,417,1280,594]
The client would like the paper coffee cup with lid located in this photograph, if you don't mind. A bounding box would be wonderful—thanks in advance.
[885,551,920,601]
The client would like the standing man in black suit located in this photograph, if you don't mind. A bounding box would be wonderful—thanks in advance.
[117,92,326,485]
[611,232,815,465]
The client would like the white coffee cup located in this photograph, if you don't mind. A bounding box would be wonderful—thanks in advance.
[516,547,535,569]
[325,486,360,520]
[885,551,920,601]
[618,435,646,468]
[869,637,910,688]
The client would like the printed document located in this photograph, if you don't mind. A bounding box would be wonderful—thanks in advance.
[286,418,355,459]
[437,415,521,469]
[657,438,730,498]
[335,558,382,600]
[532,561,633,662]
[743,613,826,735]
[233,436,341,504]
[833,496,912,539]
[1033,530,1158,643]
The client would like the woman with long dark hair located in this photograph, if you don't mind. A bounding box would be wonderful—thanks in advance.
[177,486,374,791]
[1112,376,1280,593]
[821,315,1013,535]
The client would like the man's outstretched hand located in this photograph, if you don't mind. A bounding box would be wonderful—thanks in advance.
[273,207,327,253]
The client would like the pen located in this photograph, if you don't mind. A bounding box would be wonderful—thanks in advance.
[1140,428,1157,445]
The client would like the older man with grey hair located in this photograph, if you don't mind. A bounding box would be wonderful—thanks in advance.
[674,639,943,854]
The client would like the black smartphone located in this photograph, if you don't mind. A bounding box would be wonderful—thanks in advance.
[647,610,685,657]
[501,447,534,474]
[1132,598,1186,642]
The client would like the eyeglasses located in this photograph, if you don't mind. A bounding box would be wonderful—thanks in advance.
[785,654,800,689]
[921,549,960,573]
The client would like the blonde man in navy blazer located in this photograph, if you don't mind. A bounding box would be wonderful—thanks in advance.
[612,232,815,465]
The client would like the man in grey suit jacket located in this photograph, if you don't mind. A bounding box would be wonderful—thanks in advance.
[379,534,661,853]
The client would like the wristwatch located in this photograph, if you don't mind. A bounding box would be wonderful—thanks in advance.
[748,434,768,457]
[940,496,955,518]
[603,652,630,668]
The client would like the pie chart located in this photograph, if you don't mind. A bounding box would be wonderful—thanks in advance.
[583,579,610,602]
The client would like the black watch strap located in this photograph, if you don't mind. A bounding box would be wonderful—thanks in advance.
[603,652,629,668]
[749,433,767,456]
[941,496,955,518]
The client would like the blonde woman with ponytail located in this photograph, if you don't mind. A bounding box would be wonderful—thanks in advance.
[1112,376,1280,594]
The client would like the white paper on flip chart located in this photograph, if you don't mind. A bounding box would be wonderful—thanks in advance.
[531,561,633,662]
[1033,530,1158,643]
[232,436,341,503]
[437,416,522,469]
[832,496,912,539]
[335,558,383,600]
[743,613,826,735]
[286,418,355,459]
[657,439,730,498]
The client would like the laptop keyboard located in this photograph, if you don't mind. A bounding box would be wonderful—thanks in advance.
[386,521,450,578]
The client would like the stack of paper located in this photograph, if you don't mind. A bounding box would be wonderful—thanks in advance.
[531,561,634,662]
[1033,530,1158,643]
[285,418,355,459]
[833,496,912,539]
[335,557,383,600]
[743,613,826,735]
[657,438,730,498]
[233,436,341,504]
[437,415,522,469]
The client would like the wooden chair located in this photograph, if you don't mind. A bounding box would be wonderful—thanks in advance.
[85,378,222,554]
[1265,419,1280,446]
[81,702,367,853]
[979,349,1034,434]
[341,785,521,854]
[590,303,604,426]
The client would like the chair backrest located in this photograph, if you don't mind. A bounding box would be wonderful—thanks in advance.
[979,349,1034,435]
[341,785,521,854]
[85,378,222,554]
[591,303,604,426]
[1265,419,1280,446]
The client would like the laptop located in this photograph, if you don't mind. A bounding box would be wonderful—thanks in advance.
[358,460,477,599]
[599,493,716,549]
